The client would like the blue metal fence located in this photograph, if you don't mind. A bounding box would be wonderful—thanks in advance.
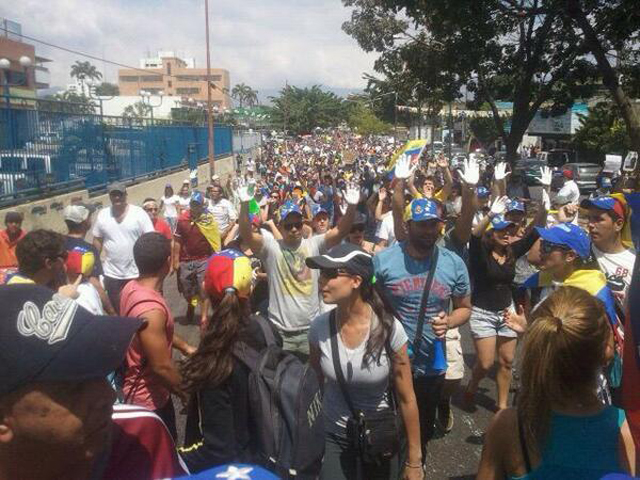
[0,98,233,202]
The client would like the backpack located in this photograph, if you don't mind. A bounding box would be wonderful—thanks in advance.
[234,316,324,480]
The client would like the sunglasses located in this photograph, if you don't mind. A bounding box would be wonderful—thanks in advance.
[319,268,351,280]
[540,240,572,254]
[350,224,365,233]
[283,221,303,231]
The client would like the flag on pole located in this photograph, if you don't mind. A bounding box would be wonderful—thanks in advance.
[386,139,428,179]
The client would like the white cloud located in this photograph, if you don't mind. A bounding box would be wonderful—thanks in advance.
[4,0,377,90]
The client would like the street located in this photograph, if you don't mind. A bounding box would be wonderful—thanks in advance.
[166,275,502,479]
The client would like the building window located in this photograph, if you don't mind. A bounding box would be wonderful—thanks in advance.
[168,80,172,88]
[167,63,172,75]
[140,75,163,82]
[142,88,163,95]
[174,74,222,82]
[120,75,139,82]
[176,87,200,94]
[208,75,222,81]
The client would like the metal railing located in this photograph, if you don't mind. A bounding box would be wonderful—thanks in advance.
[0,95,234,203]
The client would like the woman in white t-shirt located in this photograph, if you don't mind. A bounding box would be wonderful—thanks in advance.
[160,184,181,232]
[307,244,423,480]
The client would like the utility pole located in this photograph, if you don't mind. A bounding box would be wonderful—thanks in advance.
[394,91,398,143]
[204,0,215,178]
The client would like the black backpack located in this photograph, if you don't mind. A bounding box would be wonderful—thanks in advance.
[234,316,325,479]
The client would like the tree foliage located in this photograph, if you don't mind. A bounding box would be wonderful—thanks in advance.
[69,61,102,83]
[122,101,152,122]
[347,101,393,135]
[41,91,96,114]
[269,85,348,134]
[468,116,508,150]
[573,102,630,160]
[231,83,259,108]
[342,0,601,162]
[94,82,119,96]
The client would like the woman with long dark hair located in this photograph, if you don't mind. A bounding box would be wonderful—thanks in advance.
[477,286,635,479]
[307,243,423,480]
[178,249,267,473]
[464,195,546,411]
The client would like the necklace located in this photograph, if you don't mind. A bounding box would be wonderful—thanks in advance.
[338,306,373,381]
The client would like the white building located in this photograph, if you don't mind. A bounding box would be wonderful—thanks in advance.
[140,51,196,69]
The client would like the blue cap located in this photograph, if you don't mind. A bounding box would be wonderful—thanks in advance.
[580,196,618,211]
[311,203,328,218]
[535,223,591,260]
[477,186,490,198]
[190,191,205,205]
[507,199,525,213]
[410,198,442,222]
[279,201,302,221]
[173,464,279,480]
[491,215,516,231]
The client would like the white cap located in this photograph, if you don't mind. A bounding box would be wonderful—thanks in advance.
[211,174,220,181]
[64,204,92,224]
[183,178,190,184]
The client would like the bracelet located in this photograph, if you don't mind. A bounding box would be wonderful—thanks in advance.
[404,461,422,469]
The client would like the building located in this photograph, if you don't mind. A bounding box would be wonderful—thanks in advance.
[118,51,230,108]
[0,18,52,101]
[66,78,95,96]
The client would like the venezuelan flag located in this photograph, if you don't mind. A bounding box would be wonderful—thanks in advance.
[386,139,428,178]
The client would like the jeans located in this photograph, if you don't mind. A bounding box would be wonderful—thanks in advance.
[103,276,131,315]
[412,374,445,457]
[321,433,400,480]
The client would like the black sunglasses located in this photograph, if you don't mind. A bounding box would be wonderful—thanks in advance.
[283,221,303,231]
[350,224,365,233]
[319,268,350,280]
[540,240,572,254]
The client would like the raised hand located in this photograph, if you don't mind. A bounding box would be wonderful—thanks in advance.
[378,187,388,201]
[494,162,510,181]
[343,182,361,205]
[459,158,480,186]
[489,195,510,217]
[394,153,417,180]
[436,154,449,169]
[236,178,255,203]
[504,305,527,334]
[539,166,552,187]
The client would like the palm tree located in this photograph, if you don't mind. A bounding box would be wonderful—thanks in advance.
[70,61,103,83]
[231,83,259,108]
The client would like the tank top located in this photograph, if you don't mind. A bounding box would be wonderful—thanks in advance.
[511,406,625,480]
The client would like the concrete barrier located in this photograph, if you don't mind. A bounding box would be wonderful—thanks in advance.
[0,155,236,232]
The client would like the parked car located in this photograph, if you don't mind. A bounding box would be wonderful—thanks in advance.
[561,162,602,192]
[514,159,547,186]
[0,152,53,196]
[537,149,575,169]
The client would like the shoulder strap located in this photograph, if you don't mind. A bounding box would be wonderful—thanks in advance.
[517,411,532,473]
[329,310,357,418]
[413,246,440,356]
[249,313,276,346]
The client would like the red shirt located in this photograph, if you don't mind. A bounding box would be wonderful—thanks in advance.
[103,404,188,479]
[0,229,25,268]
[175,211,213,261]
[153,217,172,241]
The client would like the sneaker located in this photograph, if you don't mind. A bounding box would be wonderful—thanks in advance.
[438,403,454,433]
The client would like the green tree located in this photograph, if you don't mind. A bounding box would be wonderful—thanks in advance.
[70,61,102,83]
[347,101,393,135]
[342,0,600,163]
[122,101,152,122]
[468,115,508,150]
[41,91,96,114]
[170,107,206,124]
[94,82,119,96]
[269,85,348,134]
[573,102,630,162]
[231,83,259,108]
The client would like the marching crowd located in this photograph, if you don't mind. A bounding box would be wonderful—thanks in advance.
[1,131,640,480]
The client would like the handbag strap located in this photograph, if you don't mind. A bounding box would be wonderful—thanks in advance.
[412,246,440,356]
[329,309,358,418]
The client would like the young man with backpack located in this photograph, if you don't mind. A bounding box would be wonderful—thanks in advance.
[120,232,195,440]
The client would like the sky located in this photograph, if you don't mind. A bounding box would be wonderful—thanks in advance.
[5,0,378,93]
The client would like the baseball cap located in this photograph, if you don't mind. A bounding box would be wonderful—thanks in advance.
[107,182,126,195]
[165,183,173,188]
[311,203,328,218]
[580,196,626,219]
[0,285,142,398]
[408,198,443,222]
[306,243,374,282]
[211,174,220,182]
[63,203,94,224]
[66,246,96,276]
[477,186,490,198]
[204,249,253,300]
[353,211,367,226]
[190,191,206,205]
[183,178,191,184]
[507,199,526,213]
[491,215,516,231]
[279,201,302,221]
[174,464,279,480]
[535,223,591,260]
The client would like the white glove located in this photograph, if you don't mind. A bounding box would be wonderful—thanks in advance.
[394,153,416,179]
[494,162,510,181]
[343,183,361,206]
[539,166,552,187]
[541,188,551,211]
[489,195,510,217]
[459,158,480,186]
[237,179,255,203]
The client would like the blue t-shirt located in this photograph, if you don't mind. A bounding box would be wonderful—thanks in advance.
[373,242,471,376]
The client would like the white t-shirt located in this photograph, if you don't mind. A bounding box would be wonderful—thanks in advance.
[178,194,191,209]
[377,212,396,246]
[161,195,180,219]
[92,205,155,279]
[593,245,636,308]
[76,282,104,315]
[207,198,237,232]
[556,180,581,205]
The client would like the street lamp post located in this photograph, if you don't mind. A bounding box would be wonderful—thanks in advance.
[204,0,215,178]
[0,56,33,150]
[85,78,115,118]
[140,90,164,124]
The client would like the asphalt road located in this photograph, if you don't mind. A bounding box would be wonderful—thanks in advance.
[166,274,506,479]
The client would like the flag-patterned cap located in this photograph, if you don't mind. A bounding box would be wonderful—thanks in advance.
[66,247,95,276]
[204,249,253,300]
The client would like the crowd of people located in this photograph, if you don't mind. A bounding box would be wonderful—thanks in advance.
[0,130,639,480]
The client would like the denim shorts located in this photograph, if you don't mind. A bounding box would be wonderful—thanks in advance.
[469,304,518,339]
